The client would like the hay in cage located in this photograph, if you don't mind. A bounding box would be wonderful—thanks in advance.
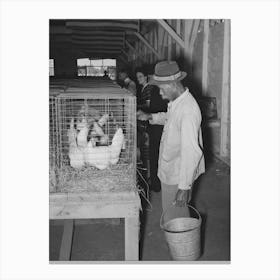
[49,163,136,194]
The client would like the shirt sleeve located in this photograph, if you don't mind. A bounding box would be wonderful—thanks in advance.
[178,113,204,190]
[149,112,167,125]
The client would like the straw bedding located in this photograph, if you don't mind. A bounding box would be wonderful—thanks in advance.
[49,164,136,194]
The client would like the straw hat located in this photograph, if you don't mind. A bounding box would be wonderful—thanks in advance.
[149,61,187,85]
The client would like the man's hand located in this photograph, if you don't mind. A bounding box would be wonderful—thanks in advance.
[137,110,152,121]
[174,189,191,207]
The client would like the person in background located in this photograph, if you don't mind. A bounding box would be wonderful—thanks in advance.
[118,70,137,95]
[136,67,168,192]
[137,61,205,221]
[103,70,109,77]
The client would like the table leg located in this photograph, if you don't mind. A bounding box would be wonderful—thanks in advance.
[59,219,74,261]
[125,216,139,261]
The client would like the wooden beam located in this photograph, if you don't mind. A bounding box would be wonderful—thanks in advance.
[71,35,124,41]
[66,21,138,30]
[184,19,193,57]
[125,40,135,52]
[134,32,160,58]
[176,19,181,57]
[154,27,158,62]
[71,30,134,36]
[202,19,209,95]
[70,41,124,46]
[220,20,230,158]
[167,20,172,60]
[157,19,185,49]
[190,19,200,52]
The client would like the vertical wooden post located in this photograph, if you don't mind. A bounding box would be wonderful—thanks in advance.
[202,19,209,95]
[154,26,158,63]
[220,20,230,158]
[149,31,153,64]
[158,25,164,59]
[167,20,172,60]
[184,19,193,75]
[184,20,192,59]
[176,19,181,58]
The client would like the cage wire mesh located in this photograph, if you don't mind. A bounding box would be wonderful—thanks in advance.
[49,88,136,194]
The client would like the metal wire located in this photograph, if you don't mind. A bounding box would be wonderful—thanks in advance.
[49,80,136,192]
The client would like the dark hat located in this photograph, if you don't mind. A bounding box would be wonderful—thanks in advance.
[149,61,187,85]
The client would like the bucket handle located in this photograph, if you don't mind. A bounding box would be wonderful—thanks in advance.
[160,203,202,232]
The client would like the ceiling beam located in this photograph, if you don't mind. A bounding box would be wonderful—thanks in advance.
[157,19,185,49]
[50,27,136,36]
[70,35,124,41]
[134,32,160,58]
[51,40,124,46]
[65,21,138,30]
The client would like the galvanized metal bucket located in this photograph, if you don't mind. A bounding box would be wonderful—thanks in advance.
[160,204,202,261]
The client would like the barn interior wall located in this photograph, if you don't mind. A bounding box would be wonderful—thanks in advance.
[207,22,224,118]
[192,21,230,160]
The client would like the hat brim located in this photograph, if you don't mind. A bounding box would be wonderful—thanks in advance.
[149,71,187,85]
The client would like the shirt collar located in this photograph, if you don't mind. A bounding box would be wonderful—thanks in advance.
[141,83,148,91]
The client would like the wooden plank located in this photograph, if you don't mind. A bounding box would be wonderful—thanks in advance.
[154,27,158,62]
[59,219,74,261]
[65,21,138,30]
[220,20,230,157]
[167,20,172,60]
[157,19,184,49]
[184,19,193,58]
[50,201,140,220]
[125,40,135,52]
[134,32,160,59]
[125,217,139,261]
[190,19,200,53]
[50,191,141,220]
[176,19,181,57]
[202,19,210,95]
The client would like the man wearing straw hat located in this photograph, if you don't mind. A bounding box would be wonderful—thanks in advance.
[137,61,205,221]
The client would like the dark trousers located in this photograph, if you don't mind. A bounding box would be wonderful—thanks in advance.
[148,125,164,191]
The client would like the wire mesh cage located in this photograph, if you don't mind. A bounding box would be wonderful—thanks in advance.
[49,87,136,194]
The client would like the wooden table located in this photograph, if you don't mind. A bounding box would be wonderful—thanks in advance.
[49,190,141,261]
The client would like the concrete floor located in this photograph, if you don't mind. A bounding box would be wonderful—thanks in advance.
[50,157,230,261]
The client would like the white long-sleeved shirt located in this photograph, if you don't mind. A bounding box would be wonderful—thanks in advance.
[150,89,205,190]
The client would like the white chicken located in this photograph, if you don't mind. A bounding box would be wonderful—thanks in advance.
[84,138,111,170]
[76,117,89,148]
[68,118,85,169]
[83,127,125,170]
[109,127,125,164]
